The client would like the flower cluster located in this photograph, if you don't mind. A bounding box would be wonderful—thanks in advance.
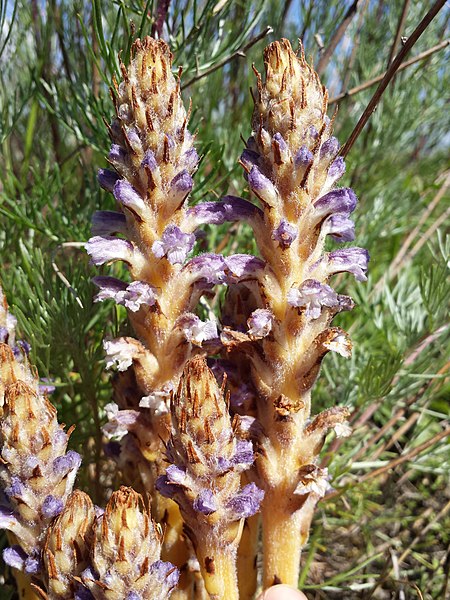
[1,35,368,600]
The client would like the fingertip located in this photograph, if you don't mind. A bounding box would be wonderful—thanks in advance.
[258,584,308,600]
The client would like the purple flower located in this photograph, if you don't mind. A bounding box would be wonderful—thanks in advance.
[91,211,127,236]
[85,236,134,266]
[41,495,64,519]
[3,545,27,570]
[240,148,260,170]
[247,309,274,338]
[272,219,298,249]
[93,276,127,302]
[53,451,82,476]
[123,281,157,311]
[108,144,127,164]
[93,277,157,311]
[152,225,195,264]
[185,253,227,285]
[193,490,217,515]
[328,248,370,282]
[141,149,158,171]
[0,326,8,343]
[97,169,120,192]
[187,196,262,226]
[226,483,264,519]
[113,180,146,214]
[177,314,218,345]
[39,379,56,395]
[166,465,187,485]
[232,440,254,466]
[25,555,40,575]
[149,560,180,589]
[320,136,340,159]
[314,188,357,219]
[323,214,355,242]
[5,477,25,499]
[169,170,194,196]
[295,145,313,167]
[248,166,278,206]
[225,254,265,281]
[287,279,339,319]
[182,148,199,171]
[327,156,346,184]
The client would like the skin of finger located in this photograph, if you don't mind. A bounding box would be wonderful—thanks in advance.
[258,584,309,600]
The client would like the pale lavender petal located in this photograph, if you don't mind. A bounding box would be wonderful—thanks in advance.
[41,495,64,519]
[327,156,346,182]
[248,166,278,206]
[108,144,127,164]
[123,281,157,311]
[149,560,180,589]
[227,483,264,519]
[247,309,273,338]
[187,196,262,225]
[323,214,355,242]
[170,170,193,194]
[93,276,127,304]
[25,556,40,574]
[0,506,20,531]
[272,220,297,248]
[232,440,254,465]
[152,225,195,264]
[3,546,27,570]
[320,136,340,159]
[53,451,82,477]
[85,236,133,266]
[177,314,218,345]
[328,248,370,282]
[141,149,158,171]
[166,465,187,484]
[97,169,120,192]
[240,148,260,170]
[273,132,287,151]
[225,254,265,281]
[314,188,357,218]
[113,180,146,213]
[193,490,217,515]
[287,279,339,319]
[5,477,25,499]
[91,211,127,236]
[182,148,199,171]
[294,145,314,167]
[0,326,8,343]
[186,253,227,285]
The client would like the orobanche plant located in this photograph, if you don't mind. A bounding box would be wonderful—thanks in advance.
[0,36,368,599]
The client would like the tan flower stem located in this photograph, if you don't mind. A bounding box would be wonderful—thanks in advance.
[195,543,240,600]
[237,513,260,600]
[261,490,315,588]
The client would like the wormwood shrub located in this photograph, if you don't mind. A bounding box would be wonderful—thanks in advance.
[0,2,448,599]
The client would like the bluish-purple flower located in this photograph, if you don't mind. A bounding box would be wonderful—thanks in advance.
[152,225,195,264]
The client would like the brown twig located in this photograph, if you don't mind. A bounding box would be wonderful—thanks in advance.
[340,0,447,157]
[151,0,171,38]
[330,39,449,104]
[387,0,411,66]
[316,0,360,75]
[181,26,273,90]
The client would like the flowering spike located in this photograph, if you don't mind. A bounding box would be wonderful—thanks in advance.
[156,357,263,599]
[81,487,179,600]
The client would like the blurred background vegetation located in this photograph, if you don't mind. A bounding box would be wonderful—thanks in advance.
[0,0,449,598]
